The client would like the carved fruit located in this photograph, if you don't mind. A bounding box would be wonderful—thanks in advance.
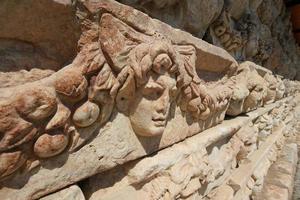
[55,70,88,103]
[73,101,100,127]
[0,151,26,179]
[14,87,57,121]
[0,114,38,151]
[0,124,37,152]
[33,133,69,158]
[46,103,71,131]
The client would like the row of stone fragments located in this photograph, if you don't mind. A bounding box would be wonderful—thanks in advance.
[0,0,300,200]
[39,93,300,200]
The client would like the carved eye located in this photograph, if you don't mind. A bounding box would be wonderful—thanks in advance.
[254,86,263,92]
[142,87,163,100]
[156,90,162,97]
[237,68,244,74]
[142,81,165,100]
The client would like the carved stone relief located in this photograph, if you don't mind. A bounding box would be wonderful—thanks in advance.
[0,0,235,186]
[226,61,285,116]
[0,1,299,200]
[82,109,289,200]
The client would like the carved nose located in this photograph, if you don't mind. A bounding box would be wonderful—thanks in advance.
[156,91,169,114]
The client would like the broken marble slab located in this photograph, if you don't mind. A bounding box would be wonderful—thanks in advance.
[0,1,292,199]
[82,0,238,74]
[39,185,85,200]
[0,98,290,200]
[207,98,298,200]
[0,1,239,200]
[0,106,221,200]
[82,99,290,200]
[228,124,285,192]
[82,121,248,200]
[255,143,298,200]
[228,120,297,200]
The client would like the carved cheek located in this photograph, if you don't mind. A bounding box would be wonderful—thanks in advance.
[138,98,154,118]
[130,94,152,122]
[129,97,158,136]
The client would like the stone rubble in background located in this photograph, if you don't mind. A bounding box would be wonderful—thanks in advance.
[119,0,300,80]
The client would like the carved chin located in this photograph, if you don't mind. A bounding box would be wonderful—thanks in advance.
[131,122,165,137]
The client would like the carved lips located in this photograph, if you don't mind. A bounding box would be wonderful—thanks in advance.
[152,115,167,127]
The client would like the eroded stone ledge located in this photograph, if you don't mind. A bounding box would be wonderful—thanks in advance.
[39,185,85,200]
[81,96,295,200]
[254,143,298,200]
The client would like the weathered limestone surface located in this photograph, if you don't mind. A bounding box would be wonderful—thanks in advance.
[0,0,81,87]
[256,143,298,200]
[0,0,243,199]
[0,0,299,200]
[118,0,224,38]
[119,0,300,80]
[82,96,299,200]
[0,0,80,63]
[39,185,85,200]
[294,151,300,200]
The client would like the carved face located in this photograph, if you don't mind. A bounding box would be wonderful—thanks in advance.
[129,71,177,137]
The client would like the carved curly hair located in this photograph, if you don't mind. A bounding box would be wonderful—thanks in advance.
[89,38,218,123]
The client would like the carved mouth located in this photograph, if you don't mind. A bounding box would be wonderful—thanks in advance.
[152,117,166,126]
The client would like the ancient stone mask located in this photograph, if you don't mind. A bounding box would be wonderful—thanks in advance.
[112,40,179,137]
[129,70,177,136]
